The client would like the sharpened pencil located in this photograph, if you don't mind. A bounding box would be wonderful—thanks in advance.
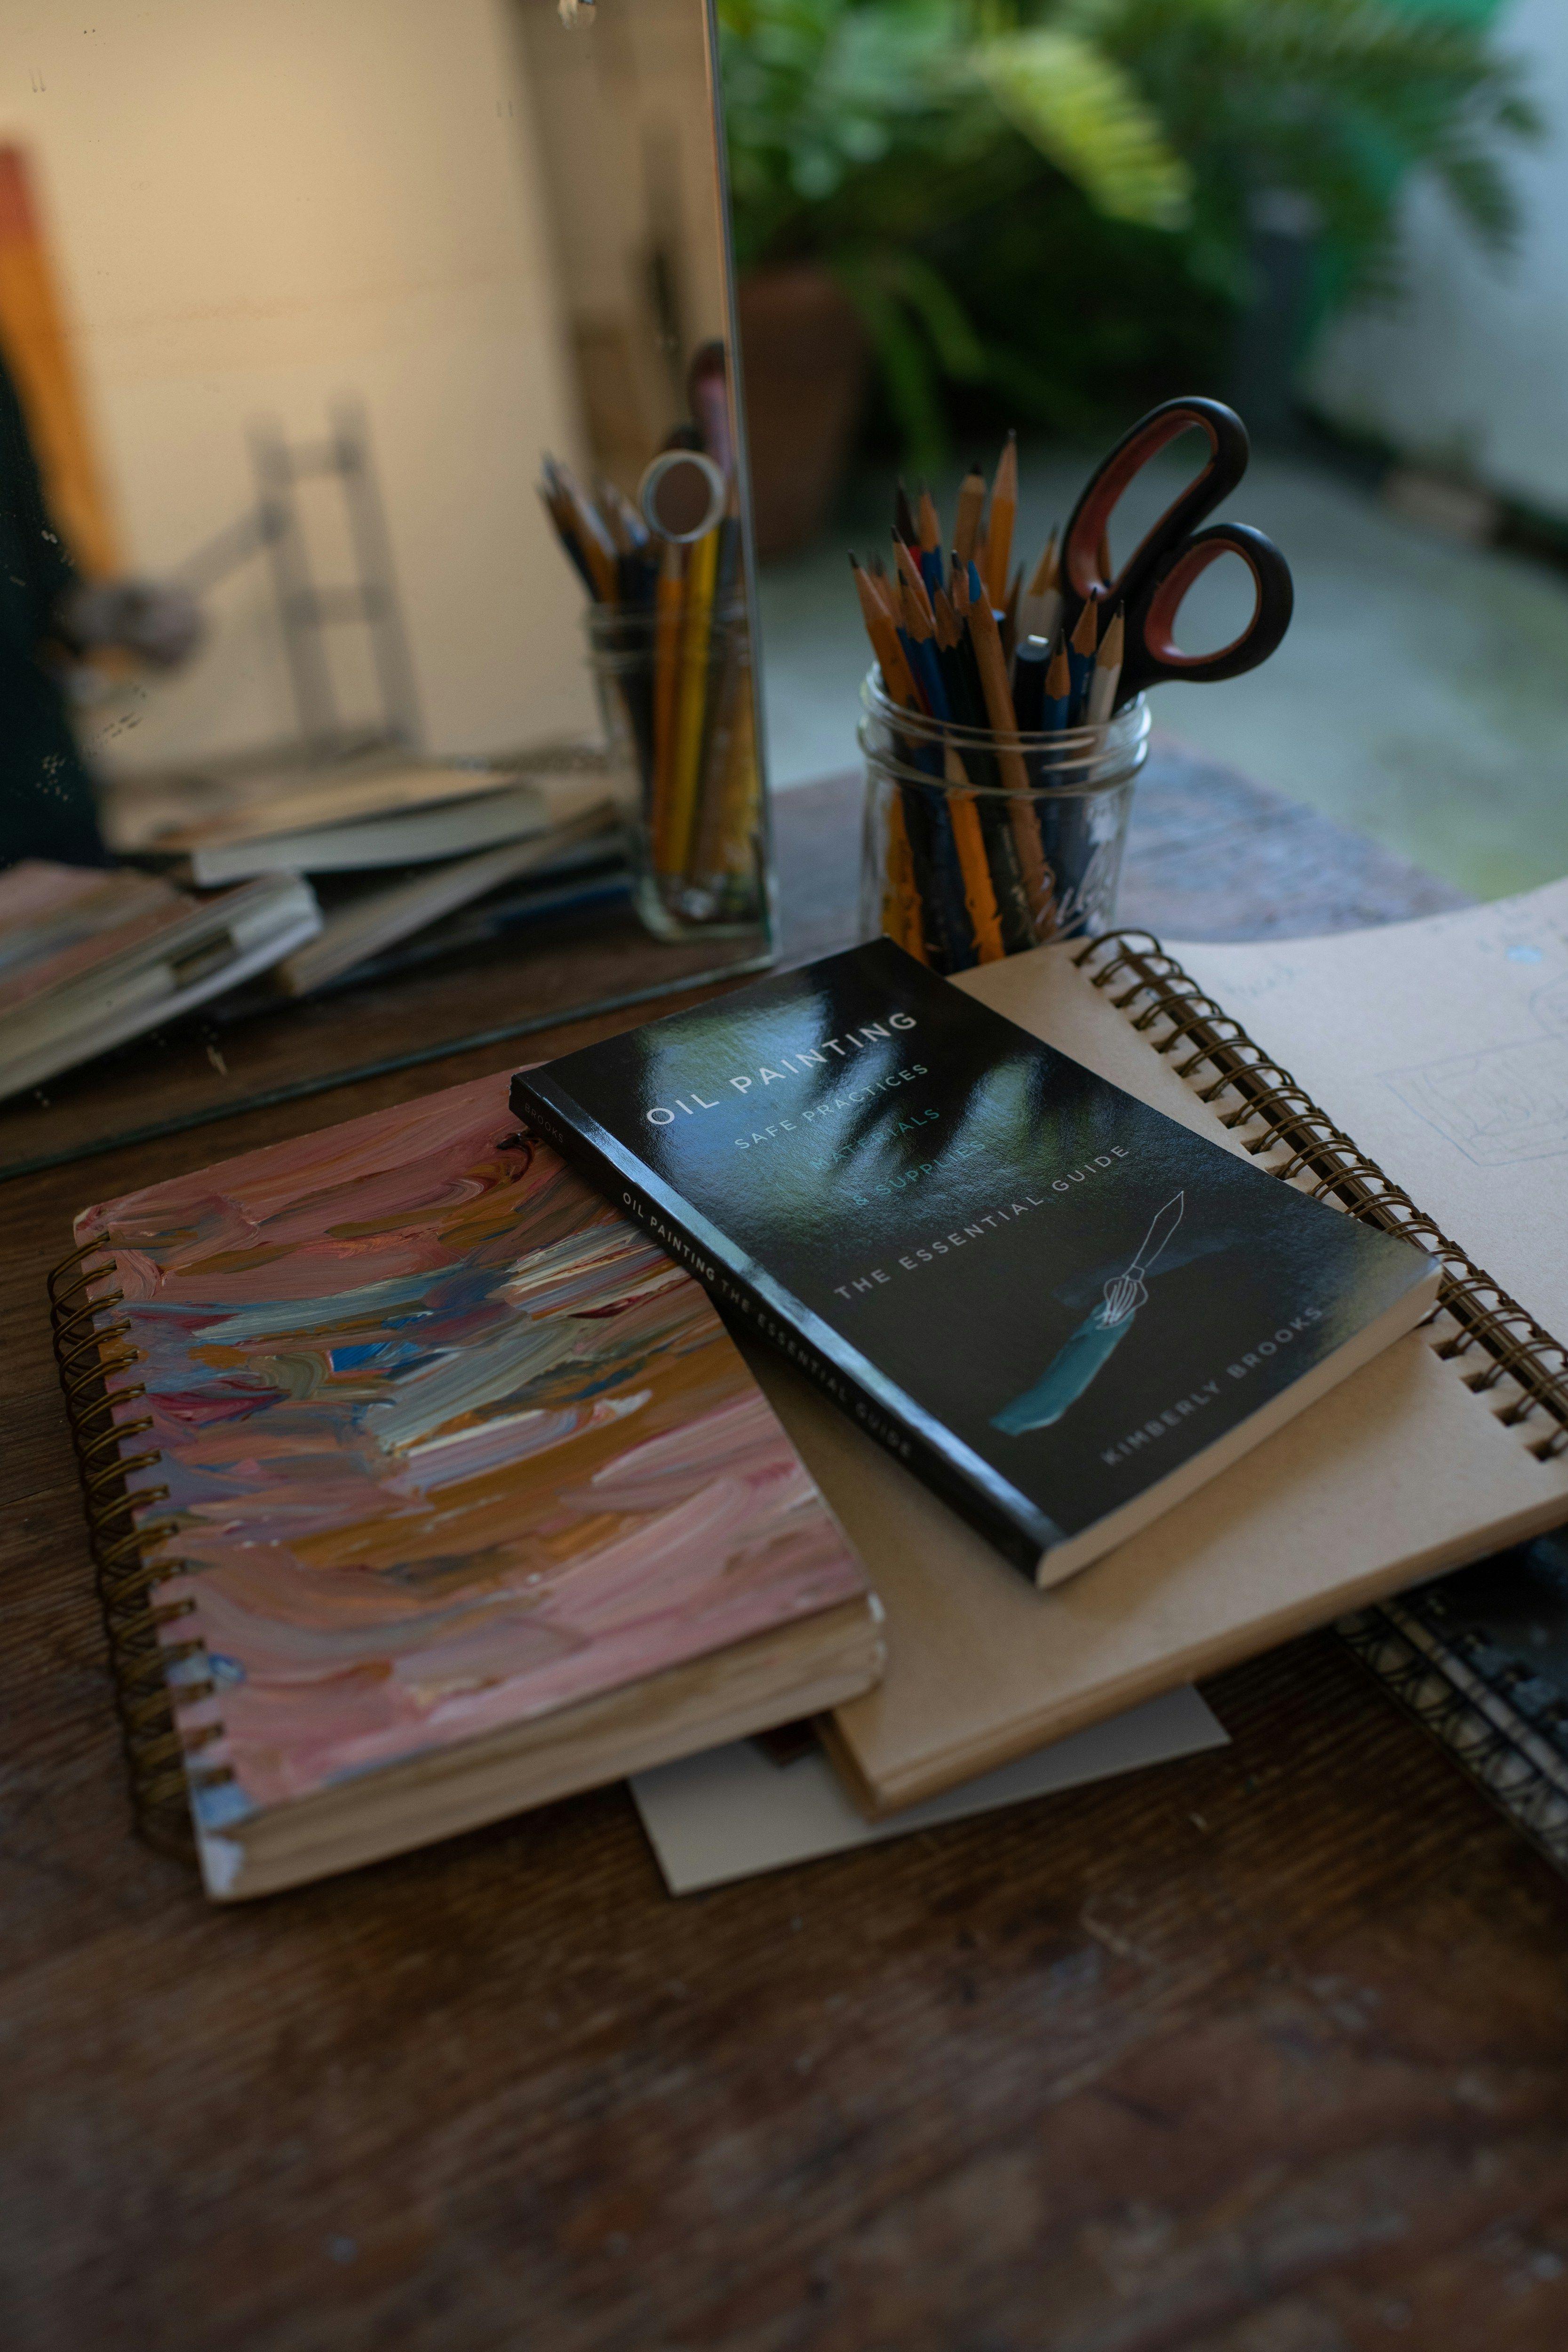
[851,556,922,710]
[894,479,919,550]
[984,432,1017,610]
[954,463,986,567]
[1043,638,1073,732]
[1086,603,1125,724]
[1068,593,1100,717]
[1019,525,1062,645]
[893,534,936,630]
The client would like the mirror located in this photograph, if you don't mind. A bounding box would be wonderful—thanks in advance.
[0,0,771,1178]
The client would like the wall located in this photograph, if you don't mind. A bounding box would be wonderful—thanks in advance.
[0,0,598,772]
[1309,0,1568,519]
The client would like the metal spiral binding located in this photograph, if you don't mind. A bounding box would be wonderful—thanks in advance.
[1076,932,1568,1458]
[48,1238,235,1858]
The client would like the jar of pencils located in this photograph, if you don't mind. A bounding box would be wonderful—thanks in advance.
[586,599,767,942]
[858,670,1150,976]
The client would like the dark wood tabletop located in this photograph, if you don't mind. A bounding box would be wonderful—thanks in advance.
[7,748,1568,2352]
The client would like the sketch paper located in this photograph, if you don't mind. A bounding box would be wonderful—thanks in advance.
[631,1685,1228,1893]
[1173,877,1568,1340]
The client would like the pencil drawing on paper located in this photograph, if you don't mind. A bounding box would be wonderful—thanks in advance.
[1384,1037,1568,1166]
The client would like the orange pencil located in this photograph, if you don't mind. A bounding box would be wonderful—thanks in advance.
[893,534,935,630]
[916,486,943,559]
[851,557,922,708]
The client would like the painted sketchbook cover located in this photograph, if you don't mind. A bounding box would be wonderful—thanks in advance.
[75,1073,868,1842]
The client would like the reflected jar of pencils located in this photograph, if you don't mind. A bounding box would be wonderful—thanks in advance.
[586,601,767,942]
[858,671,1150,976]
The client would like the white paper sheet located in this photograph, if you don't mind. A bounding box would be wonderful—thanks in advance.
[630,1685,1228,1894]
[1172,877,1568,1342]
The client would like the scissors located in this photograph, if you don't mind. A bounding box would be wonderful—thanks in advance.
[1059,396,1293,710]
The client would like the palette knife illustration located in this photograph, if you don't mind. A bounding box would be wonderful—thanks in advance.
[992,1192,1186,1436]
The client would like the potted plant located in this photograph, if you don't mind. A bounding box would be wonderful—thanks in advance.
[719,0,1537,552]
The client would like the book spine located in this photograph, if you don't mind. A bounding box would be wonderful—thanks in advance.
[512,1078,1043,1578]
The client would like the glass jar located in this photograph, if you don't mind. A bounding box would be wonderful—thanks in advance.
[859,670,1150,976]
[586,603,768,942]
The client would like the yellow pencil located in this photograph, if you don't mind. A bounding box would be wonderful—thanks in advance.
[664,525,719,874]
[944,747,1005,964]
[649,542,684,869]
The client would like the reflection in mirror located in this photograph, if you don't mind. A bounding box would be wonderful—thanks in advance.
[0,0,770,1171]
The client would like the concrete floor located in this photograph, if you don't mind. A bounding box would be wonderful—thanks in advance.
[756,445,1568,901]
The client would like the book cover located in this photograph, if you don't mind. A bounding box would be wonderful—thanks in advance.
[73,1072,870,1873]
[511,939,1440,1583]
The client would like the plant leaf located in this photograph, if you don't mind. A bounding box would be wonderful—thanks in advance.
[973,28,1193,230]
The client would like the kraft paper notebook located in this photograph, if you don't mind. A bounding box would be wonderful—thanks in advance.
[738,885,1568,1816]
[50,1076,880,1899]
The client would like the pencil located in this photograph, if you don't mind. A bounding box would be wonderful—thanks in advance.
[1019,526,1062,645]
[883,791,929,962]
[917,487,943,557]
[1043,637,1073,732]
[916,485,945,597]
[1001,566,1022,665]
[851,557,922,709]
[984,433,1017,610]
[554,460,619,603]
[894,479,919,550]
[1068,593,1100,716]
[943,746,1006,963]
[954,463,986,566]
[649,541,684,864]
[664,524,719,874]
[893,535,936,631]
[1086,604,1125,724]
[1013,636,1049,732]
[969,595,1053,934]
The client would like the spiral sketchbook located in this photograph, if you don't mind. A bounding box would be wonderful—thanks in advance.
[49,1075,879,1899]
[737,882,1568,1821]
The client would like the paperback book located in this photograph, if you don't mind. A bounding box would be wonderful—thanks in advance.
[512,940,1440,1585]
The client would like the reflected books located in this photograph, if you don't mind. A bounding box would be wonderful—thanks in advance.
[0,860,319,1102]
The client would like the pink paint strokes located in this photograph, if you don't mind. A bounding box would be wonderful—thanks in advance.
[76,1071,866,1825]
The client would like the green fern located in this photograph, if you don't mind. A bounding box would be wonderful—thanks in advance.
[717,0,1541,465]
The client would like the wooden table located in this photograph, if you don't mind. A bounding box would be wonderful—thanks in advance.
[8,749,1568,2352]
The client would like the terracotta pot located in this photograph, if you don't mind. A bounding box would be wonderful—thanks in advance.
[736,264,869,561]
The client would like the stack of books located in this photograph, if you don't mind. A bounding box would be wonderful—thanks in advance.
[118,747,627,995]
[4,753,628,1101]
[50,879,1568,1898]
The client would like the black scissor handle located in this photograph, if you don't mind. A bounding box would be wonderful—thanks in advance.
[1061,396,1251,612]
[1117,521,1294,702]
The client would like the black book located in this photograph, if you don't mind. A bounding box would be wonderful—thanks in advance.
[510,940,1440,1585]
